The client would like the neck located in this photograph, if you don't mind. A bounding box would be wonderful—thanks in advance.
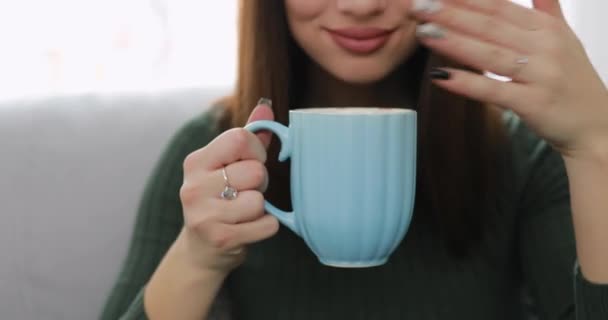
[302,61,415,109]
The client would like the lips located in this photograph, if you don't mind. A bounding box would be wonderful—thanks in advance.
[326,27,394,55]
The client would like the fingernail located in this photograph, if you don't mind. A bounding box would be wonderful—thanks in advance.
[429,68,451,80]
[412,0,442,13]
[416,23,445,39]
[257,97,272,107]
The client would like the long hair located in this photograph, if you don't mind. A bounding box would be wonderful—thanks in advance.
[219,0,507,257]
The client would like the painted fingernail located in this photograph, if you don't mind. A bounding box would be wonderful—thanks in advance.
[412,0,442,13]
[257,97,272,107]
[416,23,445,39]
[429,68,451,80]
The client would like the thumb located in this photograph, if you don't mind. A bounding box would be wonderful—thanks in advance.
[246,98,274,149]
[532,0,565,20]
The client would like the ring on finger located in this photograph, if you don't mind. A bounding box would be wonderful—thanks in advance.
[220,166,239,200]
[226,247,243,255]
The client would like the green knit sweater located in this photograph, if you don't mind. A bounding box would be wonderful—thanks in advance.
[100,106,608,320]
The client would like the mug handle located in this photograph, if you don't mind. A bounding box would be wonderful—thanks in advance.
[244,120,299,236]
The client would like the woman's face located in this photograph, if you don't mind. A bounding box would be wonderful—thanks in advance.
[285,0,418,84]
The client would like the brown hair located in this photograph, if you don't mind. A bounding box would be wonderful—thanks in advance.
[219,0,507,257]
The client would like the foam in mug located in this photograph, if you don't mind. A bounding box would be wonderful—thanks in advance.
[293,107,411,115]
[245,107,417,268]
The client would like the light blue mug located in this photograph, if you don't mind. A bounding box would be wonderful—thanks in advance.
[245,108,417,267]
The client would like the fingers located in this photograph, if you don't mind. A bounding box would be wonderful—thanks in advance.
[190,99,275,172]
[246,99,275,149]
[183,188,275,250]
[185,190,264,229]
[179,99,280,256]
[183,98,275,196]
[229,215,280,246]
[224,160,269,192]
[182,158,269,224]
[192,128,268,171]
[190,159,267,199]
[214,190,267,224]
[441,0,547,30]
[194,214,279,252]
[412,1,536,54]
[182,175,275,254]
[429,67,531,114]
[532,0,566,20]
[416,24,537,82]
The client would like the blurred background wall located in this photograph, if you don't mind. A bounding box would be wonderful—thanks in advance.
[0,0,604,104]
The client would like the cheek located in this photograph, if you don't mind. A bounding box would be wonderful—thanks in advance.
[285,0,328,59]
[284,0,327,20]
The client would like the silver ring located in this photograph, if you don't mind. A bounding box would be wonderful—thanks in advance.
[226,248,243,255]
[220,166,238,200]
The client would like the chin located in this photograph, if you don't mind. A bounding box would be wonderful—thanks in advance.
[329,65,394,85]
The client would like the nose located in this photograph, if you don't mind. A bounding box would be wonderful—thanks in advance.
[336,0,387,17]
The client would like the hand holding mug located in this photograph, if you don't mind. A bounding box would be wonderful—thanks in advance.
[177,100,279,274]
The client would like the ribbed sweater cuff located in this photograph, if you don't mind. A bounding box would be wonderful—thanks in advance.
[574,262,608,319]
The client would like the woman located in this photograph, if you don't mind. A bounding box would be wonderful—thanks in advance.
[101,0,608,319]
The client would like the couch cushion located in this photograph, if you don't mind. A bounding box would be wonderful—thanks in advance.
[0,88,227,320]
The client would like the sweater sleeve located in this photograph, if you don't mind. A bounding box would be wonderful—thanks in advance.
[574,262,608,318]
[99,107,233,320]
[510,115,608,320]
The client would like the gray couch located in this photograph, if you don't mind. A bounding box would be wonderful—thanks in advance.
[0,88,226,320]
